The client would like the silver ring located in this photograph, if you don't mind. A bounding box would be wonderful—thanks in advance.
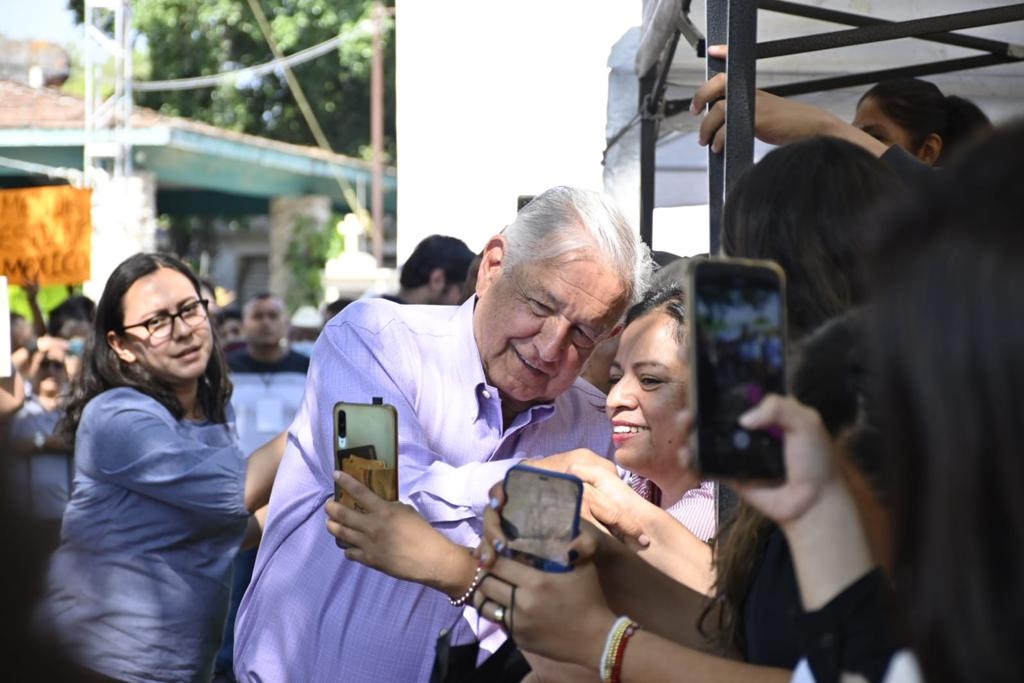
[493,605,506,624]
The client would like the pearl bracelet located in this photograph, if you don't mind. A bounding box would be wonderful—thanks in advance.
[450,566,486,607]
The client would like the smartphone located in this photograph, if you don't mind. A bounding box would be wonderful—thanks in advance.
[333,400,399,510]
[688,257,787,483]
[499,464,583,572]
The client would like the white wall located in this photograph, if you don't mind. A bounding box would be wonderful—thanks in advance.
[395,1,640,261]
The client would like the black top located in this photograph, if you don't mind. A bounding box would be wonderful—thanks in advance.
[226,349,310,374]
[879,145,933,186]
[741,526,804,669]
[792,569,898,683]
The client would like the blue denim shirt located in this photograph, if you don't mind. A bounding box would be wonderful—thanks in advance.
[43,387,249,682]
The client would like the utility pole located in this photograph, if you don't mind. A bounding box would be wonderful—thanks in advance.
[370,2,392,267]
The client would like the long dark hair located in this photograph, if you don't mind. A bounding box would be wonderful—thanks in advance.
[58,253,232,443]
[701,310,884,656]
[722,136,897,340]
[859,78,992,165]
[868,119,1024,683]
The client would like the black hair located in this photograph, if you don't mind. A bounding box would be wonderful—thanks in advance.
[323,297,354,321]
[399,235,475,289]
[623,283,686,345]
[867,118,1024,683]
[58,253,233,444]
[859,78,992,165]
[46,295,95,337]
[722,136,898,341]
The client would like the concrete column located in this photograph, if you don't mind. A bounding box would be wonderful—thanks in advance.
[85,171,157,300]
[269,195,331,301]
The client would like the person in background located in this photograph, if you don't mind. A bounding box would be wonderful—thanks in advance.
[384,234,476,305]
[200,277,223,319]
[217,306,246,354]
[214,293,310,682]
[288,305,324,357]
[6,340,74,552]
[46,294,95,338]
[852,77,991,166]
[40,253,285,683]
[322,296,354,323]
[462,250,484,302]
[691,46,990,183]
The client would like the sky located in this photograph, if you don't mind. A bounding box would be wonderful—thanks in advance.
[1,0,79,45]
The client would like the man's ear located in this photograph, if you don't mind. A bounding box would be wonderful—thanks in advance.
[106,331,136,364]
[915,133,943,166]
[475,235,506,297]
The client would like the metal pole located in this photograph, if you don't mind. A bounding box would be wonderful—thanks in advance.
[705,0,727,255]
[370,2,385,267]
[639,68,657,249]
[724,0,757,196]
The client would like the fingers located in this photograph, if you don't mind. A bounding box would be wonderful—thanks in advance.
[739,394,821,434]
[334,470,380,511]
[690,71,727,115]
[566,526,601,563]
[567,461,617,486]
[479,493,508,568]
[707,43,728,59]
[698,99,727,151]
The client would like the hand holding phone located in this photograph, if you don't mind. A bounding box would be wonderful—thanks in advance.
[499,464,583,572]
[688,257,787,483]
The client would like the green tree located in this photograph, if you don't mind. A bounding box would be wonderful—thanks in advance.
[68,0,395,161]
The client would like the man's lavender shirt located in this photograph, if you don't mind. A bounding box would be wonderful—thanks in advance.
[234,297,614,682]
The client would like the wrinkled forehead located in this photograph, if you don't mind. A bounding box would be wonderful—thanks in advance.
[511,254,629,327]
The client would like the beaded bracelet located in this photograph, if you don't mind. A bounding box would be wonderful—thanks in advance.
[450,566,486,607]
[599,616,640,683]
[610,621,639,683]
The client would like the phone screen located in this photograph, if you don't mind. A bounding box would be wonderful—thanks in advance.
[500,465,582,572]
[692,260,786,482]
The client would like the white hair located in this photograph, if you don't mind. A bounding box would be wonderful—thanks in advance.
[503,186,653,306]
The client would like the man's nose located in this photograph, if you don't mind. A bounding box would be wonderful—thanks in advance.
[536,316,572,363]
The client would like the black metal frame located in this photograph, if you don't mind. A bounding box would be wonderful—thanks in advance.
[627,1,1024,251]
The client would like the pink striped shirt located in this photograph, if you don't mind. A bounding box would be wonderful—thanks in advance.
[628,474,718,541]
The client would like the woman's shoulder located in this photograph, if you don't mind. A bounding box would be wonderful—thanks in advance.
[81,387,173,424]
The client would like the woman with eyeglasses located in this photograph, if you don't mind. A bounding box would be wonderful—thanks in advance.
[40,253,285,683]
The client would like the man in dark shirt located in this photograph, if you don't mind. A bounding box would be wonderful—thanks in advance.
[382,234,475,305]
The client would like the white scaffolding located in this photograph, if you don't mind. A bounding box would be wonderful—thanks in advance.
[83,0,133,185]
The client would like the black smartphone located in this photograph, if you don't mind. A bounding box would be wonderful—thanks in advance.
[333,400,399,510]
[499,464,583,572]
[688,257,787,483]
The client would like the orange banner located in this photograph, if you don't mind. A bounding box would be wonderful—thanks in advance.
[0,185,92,286]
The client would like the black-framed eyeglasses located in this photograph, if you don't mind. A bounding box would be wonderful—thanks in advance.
[122,299,210,340]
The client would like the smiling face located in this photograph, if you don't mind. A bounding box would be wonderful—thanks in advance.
[106,267,213,393]
[473,235,628,415]
[606,309,692,490]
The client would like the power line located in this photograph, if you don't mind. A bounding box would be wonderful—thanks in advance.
[132,33,350,92]
[242,0,373,247]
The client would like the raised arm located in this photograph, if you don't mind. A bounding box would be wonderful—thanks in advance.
[692,45,889,158]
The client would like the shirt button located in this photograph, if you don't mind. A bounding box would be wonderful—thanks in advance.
[481,389,492,400]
